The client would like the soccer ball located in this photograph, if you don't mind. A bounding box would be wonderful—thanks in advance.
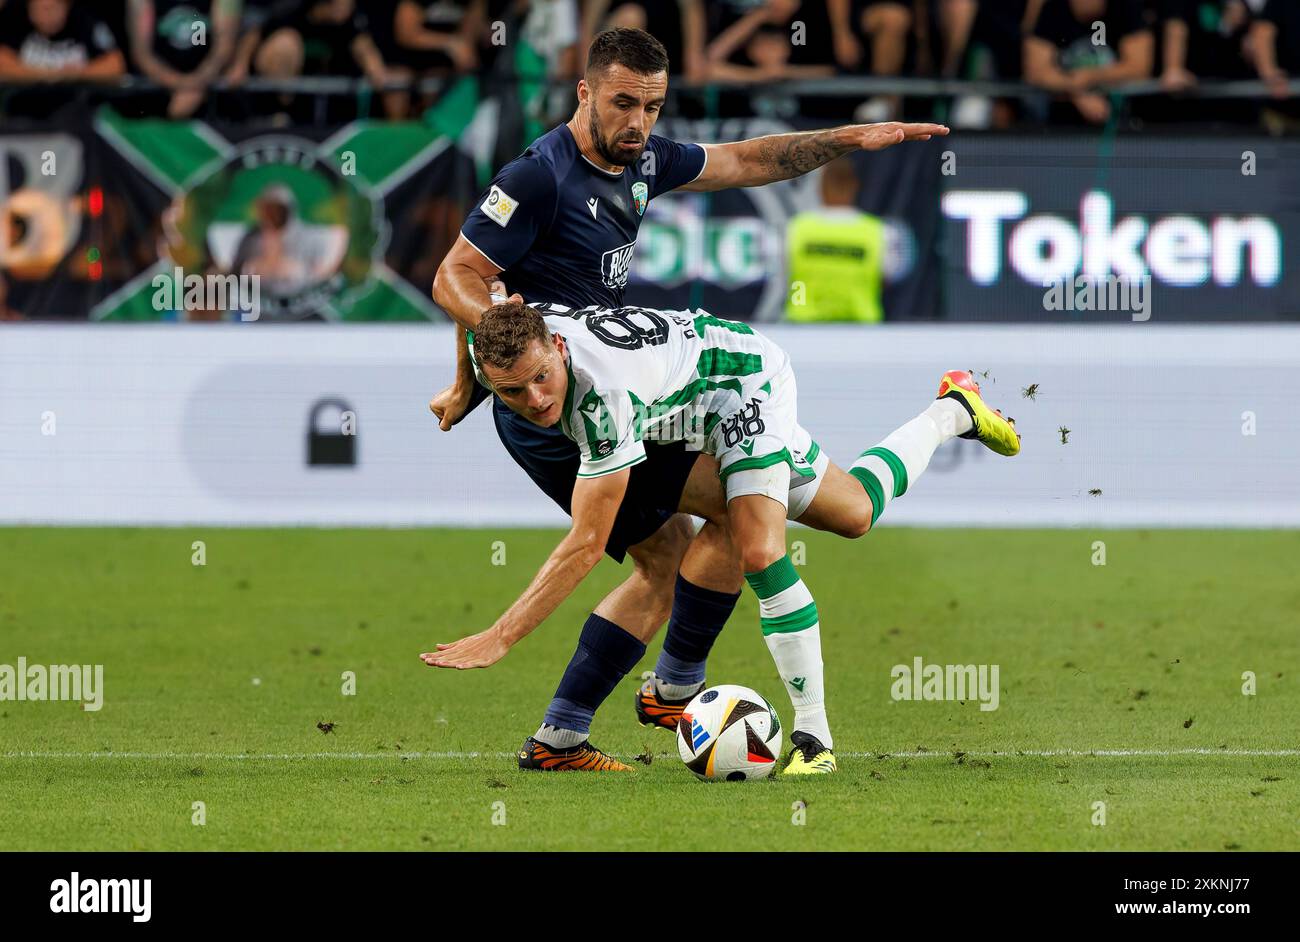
[676,684,782,781]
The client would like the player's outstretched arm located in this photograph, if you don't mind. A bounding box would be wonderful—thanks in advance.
[419,469,629,669]
[679,122,949,192]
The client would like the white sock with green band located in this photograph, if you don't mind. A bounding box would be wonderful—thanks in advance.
[848,399,971,527]
[745,556,832,749]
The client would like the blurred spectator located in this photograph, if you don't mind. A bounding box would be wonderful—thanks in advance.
[705,0,836,84]
[225,1,308,119]
[1158,1,1253,90]
[0,0,126,81]
[1249,0,1299,100]
[931,0,977,79]
[583,1,705,82]
[943,1,1043,128]
[364,0,486,116]
[126,0,241,118]
[227,183,345,317]
[937,1,1045,81]
[785,157,885,323]
[827,0,911,120]
[521,0,582,82]
[224,1,398,119]
[388,0,485,74]
[1024,0,1154,124]
[514,0,581,129]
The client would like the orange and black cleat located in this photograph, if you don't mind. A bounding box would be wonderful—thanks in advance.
[517,736,632,772]
[634,672,700,732]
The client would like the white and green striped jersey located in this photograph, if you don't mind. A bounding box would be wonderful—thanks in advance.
[473,302,787,478]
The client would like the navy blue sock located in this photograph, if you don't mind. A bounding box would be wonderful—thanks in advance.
[539,614,646,742]
[654,575,741,688]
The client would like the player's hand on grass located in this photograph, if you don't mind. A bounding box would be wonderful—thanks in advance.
[851,122,950,150]
[420,627,511,669]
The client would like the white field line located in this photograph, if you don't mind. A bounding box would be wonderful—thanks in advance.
[2,749,1298,761]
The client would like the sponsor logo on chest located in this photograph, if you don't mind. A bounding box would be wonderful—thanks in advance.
[601,241,636,289]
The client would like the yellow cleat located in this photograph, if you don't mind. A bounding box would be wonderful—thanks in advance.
[782,732,837,775]
[937,370,1021,457]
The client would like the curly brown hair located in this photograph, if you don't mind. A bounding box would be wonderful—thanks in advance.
[473,300,552,370]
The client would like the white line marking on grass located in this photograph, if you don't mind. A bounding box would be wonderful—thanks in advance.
[881,749,1300,758]
[0,751,513,760]
[3,748,1298,761]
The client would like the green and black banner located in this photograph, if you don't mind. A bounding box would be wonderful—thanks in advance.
[2,103,479,321]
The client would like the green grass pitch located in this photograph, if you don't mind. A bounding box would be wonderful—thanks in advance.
[1,527,1297,851]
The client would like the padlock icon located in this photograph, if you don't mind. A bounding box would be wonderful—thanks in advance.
[307,397,357,466]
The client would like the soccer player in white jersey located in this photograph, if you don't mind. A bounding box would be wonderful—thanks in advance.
[423,298,1021,774]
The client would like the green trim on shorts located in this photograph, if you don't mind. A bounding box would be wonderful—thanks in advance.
[719,448,794,481]
[576,453,646,478]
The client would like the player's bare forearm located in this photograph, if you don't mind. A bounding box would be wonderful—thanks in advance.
[494,472,626,640]
[432,235,502,331]
[683,123,948,191]
[498,532,604,642]
[418,536,600,670]
[420,472,627,669]
[436,262,490,330]
[732,128,854,184]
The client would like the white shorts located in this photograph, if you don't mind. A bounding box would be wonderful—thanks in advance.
[709,363,829,521]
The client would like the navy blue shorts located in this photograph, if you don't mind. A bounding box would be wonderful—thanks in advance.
[492,396,699,563]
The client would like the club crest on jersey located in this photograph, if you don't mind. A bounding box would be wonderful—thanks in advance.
[601,241,636,289]
[631,181,648,216]
[481,185,518,227]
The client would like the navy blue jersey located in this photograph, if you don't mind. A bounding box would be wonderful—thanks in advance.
[460,124,707,309]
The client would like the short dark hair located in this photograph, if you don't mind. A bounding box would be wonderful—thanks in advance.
[586,28,669,83]
[474,300,552,370]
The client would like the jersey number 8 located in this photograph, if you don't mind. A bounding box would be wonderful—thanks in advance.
[580,307,671,350]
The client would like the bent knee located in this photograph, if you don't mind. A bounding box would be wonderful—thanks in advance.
[836,512,872,540]
[739,538,788,576]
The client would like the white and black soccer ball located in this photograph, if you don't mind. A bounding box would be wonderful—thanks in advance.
[676,684,782,781]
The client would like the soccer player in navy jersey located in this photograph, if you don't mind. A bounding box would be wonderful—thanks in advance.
[428,27,946,771]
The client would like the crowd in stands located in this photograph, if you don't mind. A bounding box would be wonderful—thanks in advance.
[0,1,1298,124]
